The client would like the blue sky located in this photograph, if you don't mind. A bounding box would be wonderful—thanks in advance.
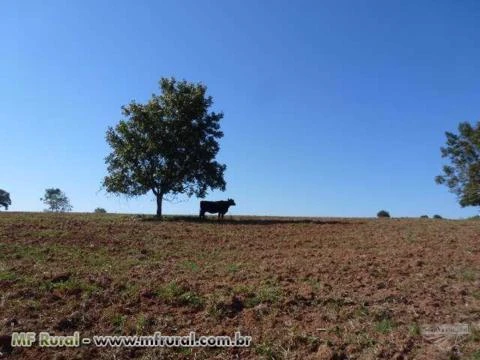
[2,0,479,218]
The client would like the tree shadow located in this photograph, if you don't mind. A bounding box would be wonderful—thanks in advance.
[138,215,361,226]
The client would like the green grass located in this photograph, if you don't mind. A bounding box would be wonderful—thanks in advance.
[226,263,240,273]
[0,270,17,281]
[409,323,421,336]
[303,277,323,291]
[157,281,185,300]
[355,333,376,348]
[118,281,140,301]
[135,314,148,335]
[255,341,281,359]
[112,314,127,332]
[180,260,200,272]
[462,269,477,282]
[375,319,394,334]
[41,277,100,295]
[156,282,204,309]
[244,283,282,308]
[469,326,480,342]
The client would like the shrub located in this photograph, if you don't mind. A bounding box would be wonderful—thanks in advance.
[420,215,429,219]
[433,214,443,219]
[0,189,11,210]
[377,210,390,218]
[94,208,107,214]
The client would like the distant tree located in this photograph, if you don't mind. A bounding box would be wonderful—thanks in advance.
[0,189,11,210]
[103,77,227,218]
[420,215,429,219]
[377,210,390,218]
[41,188,73,212]
[94,208,107,214]
[433,214,443,219]
[436,121,480,208]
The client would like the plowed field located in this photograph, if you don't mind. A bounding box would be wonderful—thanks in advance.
[0,213,479,359]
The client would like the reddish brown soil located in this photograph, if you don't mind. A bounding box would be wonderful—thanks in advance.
[0,213,479,359]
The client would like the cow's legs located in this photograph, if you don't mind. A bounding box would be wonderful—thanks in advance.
[199,210,205,219]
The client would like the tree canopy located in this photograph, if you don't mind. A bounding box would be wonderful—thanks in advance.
[103,77,227,217]
[0,189,11,210]
[41,188,73,212]
[435,121,480,208]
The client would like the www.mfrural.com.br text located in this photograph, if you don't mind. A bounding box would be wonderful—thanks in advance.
[11,331,252,348]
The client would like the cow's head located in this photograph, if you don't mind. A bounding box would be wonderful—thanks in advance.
[227,199,236,206]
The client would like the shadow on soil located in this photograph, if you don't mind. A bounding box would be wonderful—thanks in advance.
[138,215,361,226]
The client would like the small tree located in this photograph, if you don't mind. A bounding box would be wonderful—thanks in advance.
[41,188,73,212]
[436,121,480,208]
[433,214,443,219]
[0,189,11,210]
[377,210,390,218]
[420,215,429,219]
[94,208,107,213]
[103,77,227,217]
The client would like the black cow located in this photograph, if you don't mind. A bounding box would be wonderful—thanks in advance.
[199,199,236,219]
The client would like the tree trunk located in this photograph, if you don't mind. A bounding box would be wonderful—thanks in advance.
[156,194,163,218]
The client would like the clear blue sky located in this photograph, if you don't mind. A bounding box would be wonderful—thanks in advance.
[2,0,479,218]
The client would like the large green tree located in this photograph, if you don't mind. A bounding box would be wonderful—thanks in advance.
[103,78,227,217]
[435,121,480,208]
[0,189,11,210]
